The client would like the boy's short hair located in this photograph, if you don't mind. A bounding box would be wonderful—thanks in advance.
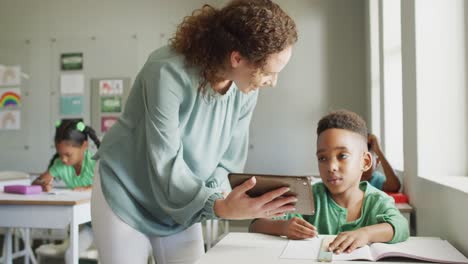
[317,110,368,140]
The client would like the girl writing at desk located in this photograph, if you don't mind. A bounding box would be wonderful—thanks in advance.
[33,120,100,192]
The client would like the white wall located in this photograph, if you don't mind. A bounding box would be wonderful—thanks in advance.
[246,0,367,175]
[401,0,468,256]
[0,0,367,174]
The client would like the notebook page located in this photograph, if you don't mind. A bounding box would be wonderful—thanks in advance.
[370,239,468,263]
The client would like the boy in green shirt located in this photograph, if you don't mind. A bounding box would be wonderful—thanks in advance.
[250,110,409,253]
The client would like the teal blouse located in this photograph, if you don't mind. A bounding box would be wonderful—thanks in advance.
[95,46,258,236]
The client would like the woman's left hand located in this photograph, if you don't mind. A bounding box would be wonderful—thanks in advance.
[214,176,297,219]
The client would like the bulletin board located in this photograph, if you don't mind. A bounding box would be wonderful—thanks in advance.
[90,77,131,137]
[0,39,32,150]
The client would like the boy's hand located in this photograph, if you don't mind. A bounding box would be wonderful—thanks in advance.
[328,229,370,254]
[282,217,318,240]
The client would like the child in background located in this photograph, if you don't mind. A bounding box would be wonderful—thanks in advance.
[33,120,100,192]
[250,110,409,254]
[361,133,401,192]
[32,120,100,257]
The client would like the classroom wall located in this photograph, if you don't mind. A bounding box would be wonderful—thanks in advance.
[401,0,468,256]
[245,0,367,175]
[0,0,367,175]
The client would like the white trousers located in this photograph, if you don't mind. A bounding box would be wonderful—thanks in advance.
[91,162,205,264]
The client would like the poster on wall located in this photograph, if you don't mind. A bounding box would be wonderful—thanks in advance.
[0,110,20,130]
[61,53,83,70]
[99,80,123,95]
[0,65,21,86]
[60,95,83,116]
[100,96,121,113]
[101,116,118,133]
[60,73,84,94]
[0,88,21,108]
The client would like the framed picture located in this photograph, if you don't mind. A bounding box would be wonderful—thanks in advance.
[61,53,83,70]
[100,96,122,113]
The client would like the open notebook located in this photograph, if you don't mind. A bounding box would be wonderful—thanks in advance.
[280,236,468,263]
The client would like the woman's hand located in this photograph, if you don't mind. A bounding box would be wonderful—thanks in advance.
[282,217,318,240]
[328,229,370,254]
[214,176,297,219]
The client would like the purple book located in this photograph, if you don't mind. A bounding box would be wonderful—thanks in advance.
[4,185,42,195]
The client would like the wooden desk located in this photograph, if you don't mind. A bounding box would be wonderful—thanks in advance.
[196,233,452,264]
[0,189,91,264]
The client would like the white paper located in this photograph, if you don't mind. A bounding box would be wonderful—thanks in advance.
[60,73,84,94]
[370,239,468,263]
[280,238,321,260]
[0,110,20,130]
[99,79,123,95]
[0,65,21,86]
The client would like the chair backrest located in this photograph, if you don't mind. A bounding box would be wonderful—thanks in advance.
[0,171,30,181]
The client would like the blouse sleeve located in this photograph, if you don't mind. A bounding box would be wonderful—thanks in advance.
[141,61,223,227]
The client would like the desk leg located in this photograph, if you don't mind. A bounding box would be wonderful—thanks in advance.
[4,228,13,264]
[205,220,212,250]
[224,220,229,235]
[212,219,218,244]
[66,221,79,264]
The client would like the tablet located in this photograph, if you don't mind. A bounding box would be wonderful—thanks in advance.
[228,173,315,215]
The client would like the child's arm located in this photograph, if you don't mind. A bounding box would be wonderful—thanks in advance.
[32,172,54,192]
[73,185,92,191]
[369,134,401,192]
[250,217,318,240]
[327,223,394,254]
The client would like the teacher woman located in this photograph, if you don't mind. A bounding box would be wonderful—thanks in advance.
[91,0,298,263]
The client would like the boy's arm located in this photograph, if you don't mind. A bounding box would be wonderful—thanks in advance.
[328,223,394,254]
[369,134,401,192]
[250,217,318,239]
[73,185,92,191]
[379,154,401,192]
[250,218,288,236]
[360,222,394,242]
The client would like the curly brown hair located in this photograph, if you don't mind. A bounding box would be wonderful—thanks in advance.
[170,0,298,90]
[317,110,368,140]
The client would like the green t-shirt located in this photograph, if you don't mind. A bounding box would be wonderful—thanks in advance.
[281,181,409,243]
[49,150,96,189]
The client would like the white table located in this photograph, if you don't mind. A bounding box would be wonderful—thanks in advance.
[0,189,91,264]
[196,233,448,264]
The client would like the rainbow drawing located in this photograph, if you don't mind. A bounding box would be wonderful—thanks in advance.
[0,89,21,108]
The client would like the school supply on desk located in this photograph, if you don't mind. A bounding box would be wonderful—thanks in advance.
[386,192,409,203]
[280,236,468,263]
[317,237,333,262]
[228,173,315,215]
[4,184,42,195]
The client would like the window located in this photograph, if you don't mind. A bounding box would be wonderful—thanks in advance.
[368,0,404,171]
